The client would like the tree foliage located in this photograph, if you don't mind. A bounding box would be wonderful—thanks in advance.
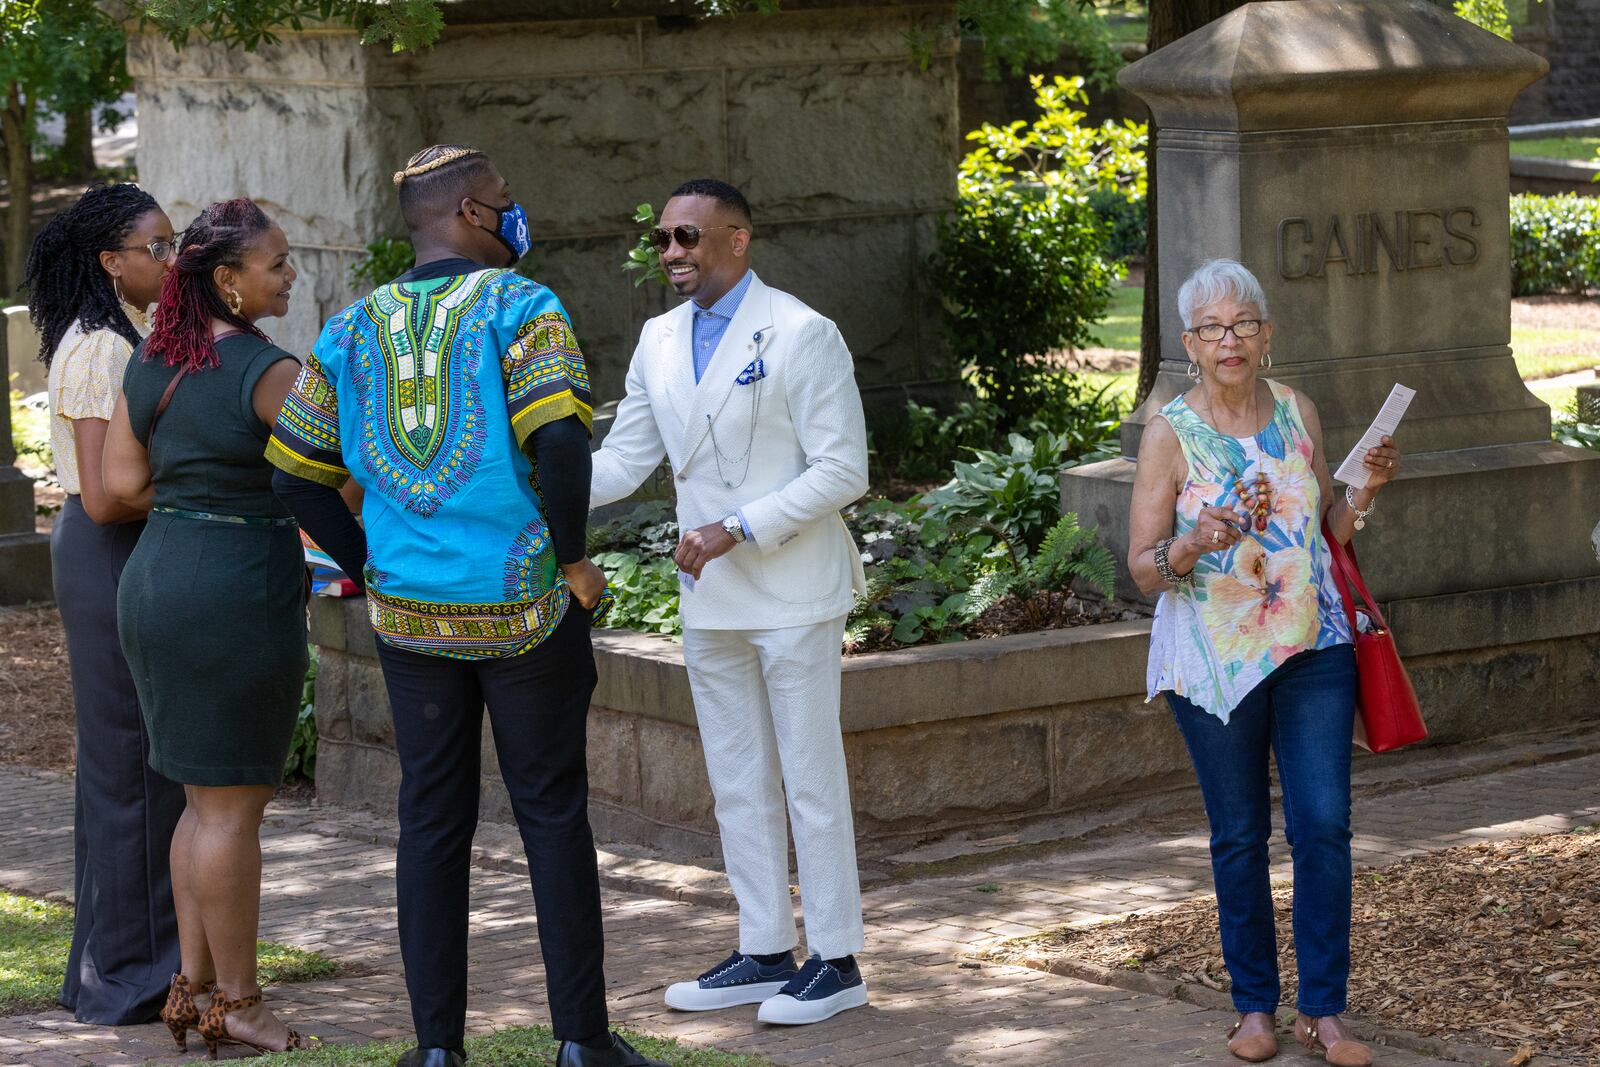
[928,74,1145,430]
[134,0,446,53]
[0,0,129,292]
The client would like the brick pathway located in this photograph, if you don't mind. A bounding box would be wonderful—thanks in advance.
[1,751,1596,1066]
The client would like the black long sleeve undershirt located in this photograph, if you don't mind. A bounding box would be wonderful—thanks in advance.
[272,468,368,589]
[271,413,593,587]
[527,414,592,565]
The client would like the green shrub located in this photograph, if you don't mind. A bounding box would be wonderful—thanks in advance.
[589,502,683,637]
[283,645,318,783]
[1509,194,1600,296]
[622,203,669,288]
[348,237,416,289]
[1088,187,1146,264]
[918,426,1101,553]
[869,376,1123,484]
[928,74,1145,430]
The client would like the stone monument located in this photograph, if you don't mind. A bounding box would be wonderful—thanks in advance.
[125,0,957,411]
[0,314,53,605]
[1063,1,1600,709]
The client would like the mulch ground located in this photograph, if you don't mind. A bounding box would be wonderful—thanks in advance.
[0,605,73,774]
[987,830,1600,1065]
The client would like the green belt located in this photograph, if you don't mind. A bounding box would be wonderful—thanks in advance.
[152,506,298,528]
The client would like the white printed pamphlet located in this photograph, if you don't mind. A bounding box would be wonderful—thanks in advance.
[1334,383,1415,488]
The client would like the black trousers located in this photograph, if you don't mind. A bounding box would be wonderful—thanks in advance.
[375,605,608,1051]
[52,495,185,1024]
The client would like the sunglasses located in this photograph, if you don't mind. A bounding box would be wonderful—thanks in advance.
[1190,319,1263,343]
[648,224,740,253]
[120,238,175,263]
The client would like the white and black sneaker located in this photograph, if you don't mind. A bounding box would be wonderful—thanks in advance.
[756,954,869,1025]
[664,950,800,1011]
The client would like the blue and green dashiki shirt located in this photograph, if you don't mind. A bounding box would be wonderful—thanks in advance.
[266,265,592,659]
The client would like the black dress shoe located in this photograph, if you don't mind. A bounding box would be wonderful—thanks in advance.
[557,1032,670,1067]
[395,1048,466,1067]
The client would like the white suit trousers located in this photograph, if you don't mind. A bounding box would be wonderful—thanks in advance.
[681,615,865,960]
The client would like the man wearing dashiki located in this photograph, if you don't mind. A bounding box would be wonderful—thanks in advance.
[267,145,666,1067]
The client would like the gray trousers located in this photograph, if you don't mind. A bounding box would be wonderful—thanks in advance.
[53,495,184,1025]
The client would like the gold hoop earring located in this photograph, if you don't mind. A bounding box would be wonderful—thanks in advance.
[1186,361,1201,383]
[1262,351,1273,369]
[227,289,243,316]
[112,275,127,307]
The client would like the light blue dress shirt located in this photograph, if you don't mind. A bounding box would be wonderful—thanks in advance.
[691,269,754,383]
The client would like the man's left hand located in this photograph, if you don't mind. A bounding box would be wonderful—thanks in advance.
[675,522,737,579]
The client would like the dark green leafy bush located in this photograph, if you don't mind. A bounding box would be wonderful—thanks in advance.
[928,75,1145,430]
[1509,194,1600,296]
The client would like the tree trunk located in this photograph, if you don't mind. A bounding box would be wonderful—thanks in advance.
[62,104,97,181]
[0,83,34,297]
[1135,0,1253,406]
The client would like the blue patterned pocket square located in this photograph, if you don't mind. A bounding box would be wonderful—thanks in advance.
[735,358,765,386]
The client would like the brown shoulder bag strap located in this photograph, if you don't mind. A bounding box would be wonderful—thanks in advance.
[145,365,190,452]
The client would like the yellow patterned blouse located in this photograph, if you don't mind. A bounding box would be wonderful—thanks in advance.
[46,303,149,496]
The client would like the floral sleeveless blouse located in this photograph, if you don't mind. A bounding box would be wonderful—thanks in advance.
[1146,379,1351,723]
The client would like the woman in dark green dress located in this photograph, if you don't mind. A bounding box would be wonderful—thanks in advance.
[103,198,314,1057]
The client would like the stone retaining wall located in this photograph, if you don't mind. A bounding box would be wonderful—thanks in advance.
[310,580,1600,854]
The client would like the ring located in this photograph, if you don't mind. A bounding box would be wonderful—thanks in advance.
[1212,531,1220,544]
[1387,459,1394,468]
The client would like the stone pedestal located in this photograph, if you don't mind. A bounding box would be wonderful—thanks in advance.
[0,313,53,605]
[1063,1,1600,622]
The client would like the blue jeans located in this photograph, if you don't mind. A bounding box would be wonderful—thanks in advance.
[1166,644,1357,1017]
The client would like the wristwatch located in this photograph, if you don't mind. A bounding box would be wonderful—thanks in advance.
[721,514,747,544]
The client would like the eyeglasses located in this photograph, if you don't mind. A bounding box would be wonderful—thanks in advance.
[120,239,174,263]
[648,224,741,253]
[1190,319,1263,343]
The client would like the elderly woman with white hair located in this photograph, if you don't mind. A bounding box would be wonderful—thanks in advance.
[1128,259,1401,1066]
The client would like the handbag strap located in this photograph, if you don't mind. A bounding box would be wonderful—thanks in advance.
[145,365,189,452]
[143,330,247,451]
[1321,515,1389,631]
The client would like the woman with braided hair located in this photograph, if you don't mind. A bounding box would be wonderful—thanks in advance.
[23,183,185,1027]
[102,198,316,1056]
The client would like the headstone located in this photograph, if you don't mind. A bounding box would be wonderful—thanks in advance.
[4,307,45,397]
[1063,0,1600,609]
[0,309,55,605]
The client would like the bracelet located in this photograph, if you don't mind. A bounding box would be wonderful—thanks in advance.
[1154,536,1194,586]
[1345,485,1377,531]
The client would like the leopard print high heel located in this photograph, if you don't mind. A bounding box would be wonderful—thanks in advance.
[158,973,214,1051]
[196,986,314,1059]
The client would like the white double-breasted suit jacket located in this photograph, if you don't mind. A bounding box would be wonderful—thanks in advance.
[590,272,869,632]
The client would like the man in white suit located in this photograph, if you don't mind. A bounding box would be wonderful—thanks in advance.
[591,179,869,1025]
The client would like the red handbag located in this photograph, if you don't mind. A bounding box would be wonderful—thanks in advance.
[1321,519,1427,753]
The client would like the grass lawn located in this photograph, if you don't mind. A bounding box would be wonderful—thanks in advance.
[1086,286,1597,386]
[256,1025,778,1066]
[1084,284,1144,351]
[1509,136,1600,161]
[0,889,336,1017]
[1508,323,1598,380]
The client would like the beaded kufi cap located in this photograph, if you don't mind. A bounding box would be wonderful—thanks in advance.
[392,147,483,186]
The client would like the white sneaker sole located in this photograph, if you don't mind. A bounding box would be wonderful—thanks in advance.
[665,978,792,1011]
[756,982,869,1025]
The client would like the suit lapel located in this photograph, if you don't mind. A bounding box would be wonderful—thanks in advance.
[658,302,697,434]
[680,274,775,471]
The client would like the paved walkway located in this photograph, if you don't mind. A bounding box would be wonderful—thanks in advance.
[0,749,1595,1066]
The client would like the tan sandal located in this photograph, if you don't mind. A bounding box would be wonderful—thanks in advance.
[196,987,314,1059]
[158,973,214,1051]
[1296,1015,1373,1067]
[1227,1012,1279,1062]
